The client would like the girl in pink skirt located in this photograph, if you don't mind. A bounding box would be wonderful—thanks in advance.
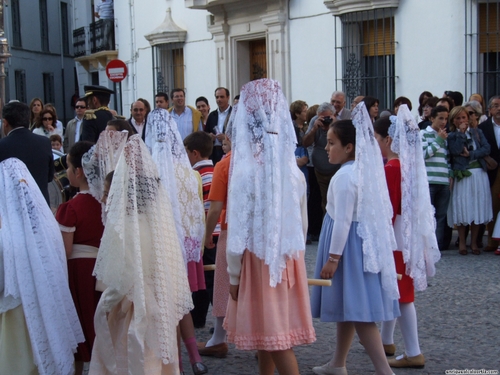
[224,79,316,375]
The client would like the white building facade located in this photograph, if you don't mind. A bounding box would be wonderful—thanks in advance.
[73,0,500,115]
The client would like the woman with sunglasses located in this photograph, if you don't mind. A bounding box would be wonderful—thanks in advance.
[33,108,64,140]
[447,106,492,255]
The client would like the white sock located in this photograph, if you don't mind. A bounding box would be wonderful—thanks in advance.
[206,317,226,347]
[398,302,421,357]
[380,318,396,345]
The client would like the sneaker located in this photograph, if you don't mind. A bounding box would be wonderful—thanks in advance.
[312,363,348,375]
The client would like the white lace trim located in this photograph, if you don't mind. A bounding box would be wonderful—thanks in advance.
[389,105,441,291]
[93,136,193,365]
[82,130,128,224]
[0,158,84,375]
[146,109,205,264]
[226,79,305,287]
[352,103,399,300]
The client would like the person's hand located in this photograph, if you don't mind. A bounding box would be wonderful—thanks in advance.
[314,117,324,131]
[437,128,448,140]
[46,124,55,132]
[204,234,215,249]
[449,177,454,191]
[229,284,239,301]
[209,133,216,141]
[460,147,470,157]
[215,133,226,141]
[320,259,338,279]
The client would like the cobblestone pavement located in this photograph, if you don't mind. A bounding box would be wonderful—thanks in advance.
[183,232,500,375]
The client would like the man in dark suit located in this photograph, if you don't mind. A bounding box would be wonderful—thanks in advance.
[479,95,500,252]
[205,87,232,164]
[80,85,115,143]
[0,101,54,204]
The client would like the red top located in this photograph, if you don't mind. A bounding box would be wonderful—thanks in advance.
[384,158,402,224]
[56,193,105,248]
[208,151,231,230]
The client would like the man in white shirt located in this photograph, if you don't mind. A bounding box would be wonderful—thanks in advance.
[63,99,87,153]
[331,91,351,120]
[95,0,114,50]
[168,88,202,140]
[129,100,147,136]
[205,87,232,164]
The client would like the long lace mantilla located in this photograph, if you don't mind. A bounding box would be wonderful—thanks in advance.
[146,109,205,264]
[352,103,399,300]
[93,136,193,364]
[0,158,84,375]
[389,105,440,291]
[226,79,305,287]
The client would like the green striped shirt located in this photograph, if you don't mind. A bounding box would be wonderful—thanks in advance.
[421,126,451,185]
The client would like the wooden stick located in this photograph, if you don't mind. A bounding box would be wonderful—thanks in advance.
[307,279,332,286]
[203,264,216,271]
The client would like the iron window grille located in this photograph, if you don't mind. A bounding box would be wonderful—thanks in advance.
[152,43,185,96]
[11,0,21,47]
[334,8,396,111]
[14,70,26,103]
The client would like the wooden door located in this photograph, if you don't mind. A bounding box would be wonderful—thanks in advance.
[249,39,267,80]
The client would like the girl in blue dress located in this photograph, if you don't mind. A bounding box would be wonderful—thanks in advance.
[311,103,400,375]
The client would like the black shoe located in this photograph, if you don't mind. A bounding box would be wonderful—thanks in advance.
[192,362,208,375]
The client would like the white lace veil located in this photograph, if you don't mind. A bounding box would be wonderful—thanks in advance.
[352,103,399,300]
[226,79,305,287]
[0,158,84,375]
[93,135,193,364]
[146,108,205,263]
[389,104,440,291]
[82,130,128,222]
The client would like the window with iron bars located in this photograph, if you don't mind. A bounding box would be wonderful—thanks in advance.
[152,43,185,97]
[15,70,26,103]
[11,0,21,47]
[465,0,500,103]
[334,8,396,111]
[43,73,55,104]
[40,0,49,52]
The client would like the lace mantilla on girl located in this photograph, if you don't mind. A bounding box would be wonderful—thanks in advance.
[389,105,440,291]
[352,103,399,300]
[0,158,84,375]
[226,79,305,287]
[82,130,128,223]
[93,136,193,364]
[146,109,205,264]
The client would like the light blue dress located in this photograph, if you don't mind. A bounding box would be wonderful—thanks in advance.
[310,161,400,322]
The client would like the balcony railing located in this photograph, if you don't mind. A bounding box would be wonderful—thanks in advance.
[72,19,115,57]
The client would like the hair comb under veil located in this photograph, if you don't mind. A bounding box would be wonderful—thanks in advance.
[351,102,399,300]
[82,129,128,222]
[146,108,205,264]
[93,135,193,365]
[389,104,440,291]
[226,78,305,287]
[0,158,84,375]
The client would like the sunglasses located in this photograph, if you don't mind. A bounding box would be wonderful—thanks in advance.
[468,111,476,116]
[75,105,87,109]
[42,117,53,121]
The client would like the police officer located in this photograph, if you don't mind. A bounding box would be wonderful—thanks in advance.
[80,85,115,143]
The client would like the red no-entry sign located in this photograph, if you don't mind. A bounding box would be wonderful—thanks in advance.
[106,59,128,83]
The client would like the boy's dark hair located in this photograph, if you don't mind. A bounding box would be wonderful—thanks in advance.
[431,105,449,119]
[50,134,62,143]
[196,96,209,106]
[68,141,94,169]
[155,92,169,101]
[184,131,213,158]
[331,119,356,148]
[394,96,413,111]
[2,101,30,129]
[373,117,392,138]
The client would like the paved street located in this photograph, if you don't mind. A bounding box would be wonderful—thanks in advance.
[184,231,500,375]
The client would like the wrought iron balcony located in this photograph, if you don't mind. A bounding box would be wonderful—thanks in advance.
[72,19,115,57]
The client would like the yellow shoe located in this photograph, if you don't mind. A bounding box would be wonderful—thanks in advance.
[388,353,425,368]
[383,343,396,356]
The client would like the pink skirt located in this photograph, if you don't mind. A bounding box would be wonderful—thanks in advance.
[223,250,316,351]
[212,230,229,317]
[187,260,206,293]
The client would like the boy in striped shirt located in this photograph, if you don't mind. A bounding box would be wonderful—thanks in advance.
[421,105,451,250]
[185,131,221,328]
